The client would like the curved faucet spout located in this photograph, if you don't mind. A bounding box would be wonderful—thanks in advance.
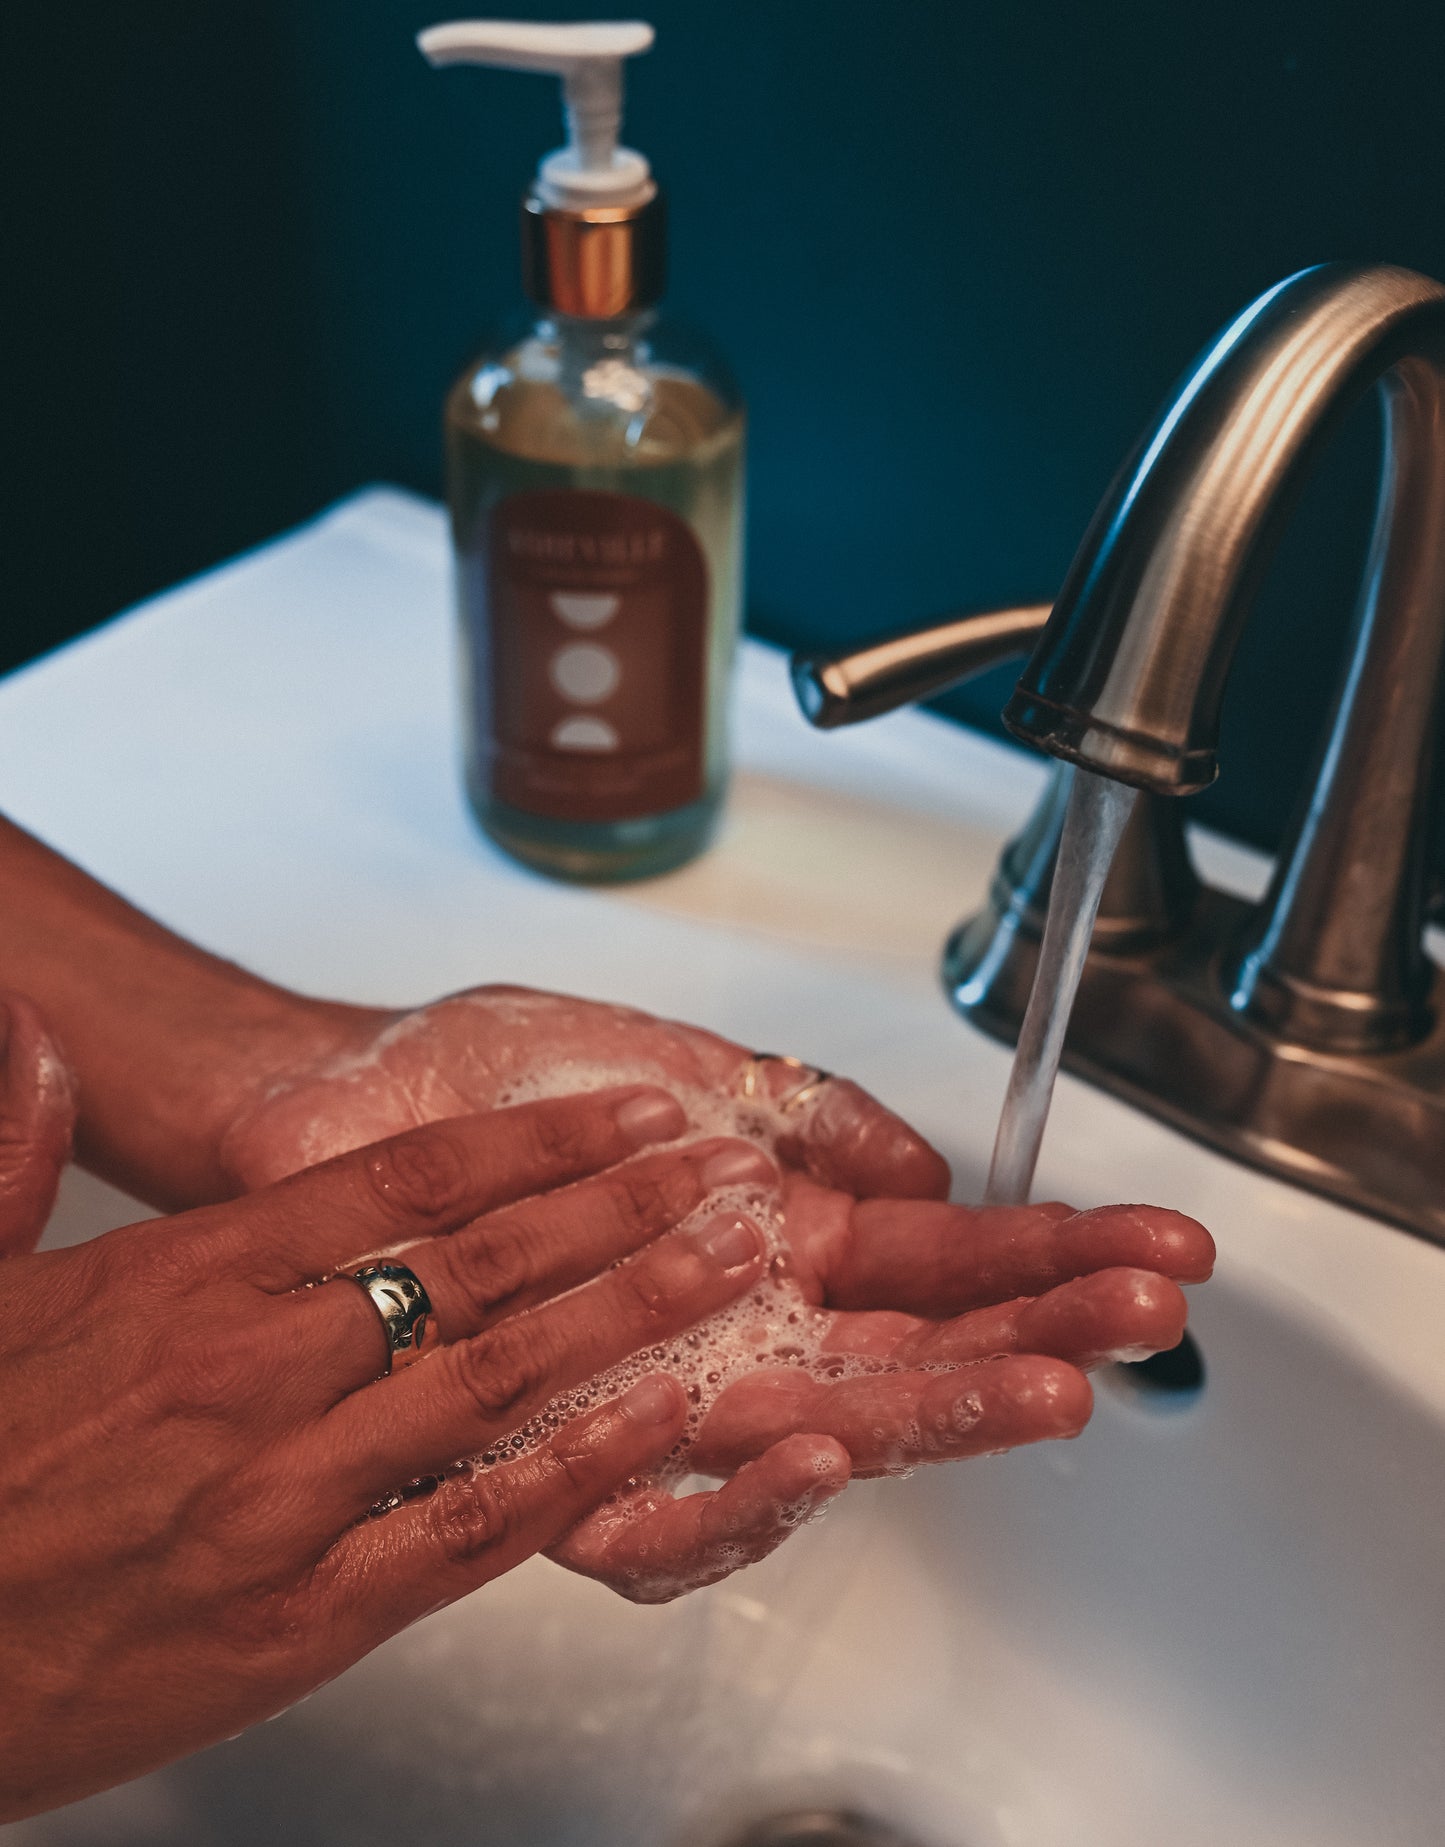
[1004,263,1445,798]
[1004,262,1445,1056]
[797,264,1445,1238]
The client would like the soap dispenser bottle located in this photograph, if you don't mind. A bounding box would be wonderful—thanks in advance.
[420,19,745,882]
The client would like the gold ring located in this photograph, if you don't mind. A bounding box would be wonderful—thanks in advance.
[739,1051,835,1114]
[344,1262,434,1375]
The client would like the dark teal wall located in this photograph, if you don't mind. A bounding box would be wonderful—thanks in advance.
[8,2,1445,853]
[5,3,313,667]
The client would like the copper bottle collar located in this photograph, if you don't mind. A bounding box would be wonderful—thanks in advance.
[521,188,666,319]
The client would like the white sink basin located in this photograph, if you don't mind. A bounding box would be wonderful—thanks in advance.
[5,490,1444,1847]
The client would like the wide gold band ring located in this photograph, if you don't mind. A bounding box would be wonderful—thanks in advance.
[344,1262,434,1375]
[739,1051,835,1114]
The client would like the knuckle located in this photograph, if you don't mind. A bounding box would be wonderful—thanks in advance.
[430,1477,514,1564]
[608,1165,684,1228]
[151,1318,261,1420]
[612,1243,703,1329]
[362,1129,470,1225]
[116,1215,223,1300]
[529,1103,601,1170]
[203,1457,298,1557]
[206,1581,306,1670]
[547,1416,626,1494]
[449,1323,550,1425]
[442,1223,536,1326]
[544,1438,600,1503]
[57,1224,137,1305]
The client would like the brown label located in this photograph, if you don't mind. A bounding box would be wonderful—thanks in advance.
[480,489,709,822]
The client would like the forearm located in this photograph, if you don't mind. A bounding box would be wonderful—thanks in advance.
[0,815,376,1208]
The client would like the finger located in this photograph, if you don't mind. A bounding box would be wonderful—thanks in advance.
[886,1268,1191,1371]
[232,1086,689,1287]
[690,1354,1093,1477]
[788,1178,1214,1315]
[397,1139,775,1345]
[0,992,77,1259]
[598,1007,950,1199]
[549,1434,850,1602]
[309,1375,688,1647]
[300,1140,776,1394]
[810,1269,1190,1370]
[738,1059,950,1202]
[303,1210,767,1522]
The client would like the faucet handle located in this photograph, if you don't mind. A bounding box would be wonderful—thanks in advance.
[790,602,1052,729]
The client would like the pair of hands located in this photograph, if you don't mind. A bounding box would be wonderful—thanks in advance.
[218,985,1210,1581]
[0,979,1212,1819]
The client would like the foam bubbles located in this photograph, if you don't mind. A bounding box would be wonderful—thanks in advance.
[461,1060,899,1493]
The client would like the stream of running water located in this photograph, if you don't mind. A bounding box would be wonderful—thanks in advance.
[984,767,1138,1206]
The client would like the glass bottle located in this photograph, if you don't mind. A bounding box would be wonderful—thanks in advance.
[445,302,744,880]
[424,20,745,881]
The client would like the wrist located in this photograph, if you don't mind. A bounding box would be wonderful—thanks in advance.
[0,813,400,1208]
[176,983,389,1206]
[205,988,401,1201]
[65,952,379,1211]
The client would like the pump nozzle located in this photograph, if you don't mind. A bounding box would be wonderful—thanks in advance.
[419,19,655,209]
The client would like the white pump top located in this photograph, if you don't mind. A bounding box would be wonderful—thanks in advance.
[418,19,656,211]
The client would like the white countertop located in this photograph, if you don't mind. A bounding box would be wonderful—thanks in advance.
[4,485,1443,1411]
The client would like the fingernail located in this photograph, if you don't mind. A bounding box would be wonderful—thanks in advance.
[694,1213,761,1271]
[621,1374,682,1425]
[700,1143,776,1190]
[615,1090,687,1147]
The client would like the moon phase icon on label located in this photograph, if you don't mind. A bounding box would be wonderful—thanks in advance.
[486,488,708,821]
[550,591,620,630]
[550,715,620,752]
[549,642,621,704]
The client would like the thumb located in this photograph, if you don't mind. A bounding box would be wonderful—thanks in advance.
[0,993,78,1258]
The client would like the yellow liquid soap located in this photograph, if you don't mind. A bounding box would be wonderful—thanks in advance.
[446,317,746,882]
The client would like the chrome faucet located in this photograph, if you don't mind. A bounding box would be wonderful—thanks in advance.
[792,263,1445,1246]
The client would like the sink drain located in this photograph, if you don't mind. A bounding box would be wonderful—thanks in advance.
[1111,1328,1206,1401]
[718,1812,921,1847]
